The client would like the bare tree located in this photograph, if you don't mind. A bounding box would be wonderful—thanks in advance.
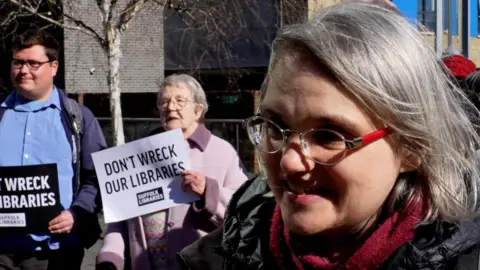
[163,0,315,90]
[164,0,274,86]
[0,0,330,147]
[163,0,315,174]
[2,0,166,146]
[0,2,16,30]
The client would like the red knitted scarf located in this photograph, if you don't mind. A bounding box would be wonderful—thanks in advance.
[270,201,423,269]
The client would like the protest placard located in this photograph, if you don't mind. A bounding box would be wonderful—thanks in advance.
[92,128,198,223]
[0,164,62,233]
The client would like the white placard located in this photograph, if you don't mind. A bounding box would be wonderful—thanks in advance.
[92,128,199,223]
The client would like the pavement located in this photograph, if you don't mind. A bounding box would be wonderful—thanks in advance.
[81,214,108,270]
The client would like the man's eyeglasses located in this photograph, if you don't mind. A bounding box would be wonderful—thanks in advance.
[158,97,196,110]
[12,59,52,71]
[243,115,392,166]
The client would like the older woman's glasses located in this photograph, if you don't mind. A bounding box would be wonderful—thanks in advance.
[243,115,392,165]
[158,97,195,110]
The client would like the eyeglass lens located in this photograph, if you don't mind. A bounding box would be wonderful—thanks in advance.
[12,60,48,70]
[159,98,188,109]
[246,117,347,164]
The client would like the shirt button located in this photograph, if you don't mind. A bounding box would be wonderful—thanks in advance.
[24,154,29,159]
[26,132,31,136]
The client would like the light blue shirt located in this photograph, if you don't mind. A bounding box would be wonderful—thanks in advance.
[0,87,74,251]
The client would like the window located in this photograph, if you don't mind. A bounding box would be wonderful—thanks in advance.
[418,0,458,34]
[419,0,436,31]
[410,0,478,36]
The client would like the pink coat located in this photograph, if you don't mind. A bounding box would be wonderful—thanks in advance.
[96,125,248,270]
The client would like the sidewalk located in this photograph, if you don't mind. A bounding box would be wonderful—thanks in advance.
[82,214,107,270]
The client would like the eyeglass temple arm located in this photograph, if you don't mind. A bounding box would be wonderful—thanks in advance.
[345,127,392,150]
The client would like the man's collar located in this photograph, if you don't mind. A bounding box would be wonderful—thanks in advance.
[188,124,211,152]
[1,86,61,111]
[47,86,61,109]
[1,91,16,108]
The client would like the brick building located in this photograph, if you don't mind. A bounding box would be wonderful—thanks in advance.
[61,0,292,122]
[63,1,164,95]
[61,0,292,171]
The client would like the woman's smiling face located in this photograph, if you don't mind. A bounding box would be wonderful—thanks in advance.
[260,54,408,237]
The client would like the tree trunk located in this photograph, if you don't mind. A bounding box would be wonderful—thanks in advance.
[107,28,126,146]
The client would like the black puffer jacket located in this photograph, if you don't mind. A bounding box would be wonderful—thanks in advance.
[177,174,480,269]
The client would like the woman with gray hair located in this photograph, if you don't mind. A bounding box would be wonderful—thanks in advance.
[177,2,480,269]
[96,74,248,270]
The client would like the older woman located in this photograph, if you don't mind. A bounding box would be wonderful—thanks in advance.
[96,74,248,270]
[177,2,480,270]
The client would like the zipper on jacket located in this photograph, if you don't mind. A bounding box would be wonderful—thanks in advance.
[69,113,81,199]
[72,134,77,164]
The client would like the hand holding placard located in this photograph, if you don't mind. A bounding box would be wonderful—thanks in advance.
[49,210,74,234]
[92,128,198,223]
[0,164,62,233]
[182,170,206,196]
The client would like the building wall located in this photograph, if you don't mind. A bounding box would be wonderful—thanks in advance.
[424,35,480,64]
[397,0,479,36]
[308,0,341,17]
[307,0,480,65]
[63,1,164,94]
[164,1,278,71]
[396,0,480,65]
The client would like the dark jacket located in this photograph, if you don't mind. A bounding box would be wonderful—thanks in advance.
[0,89,107,248]
[177,174,480,270]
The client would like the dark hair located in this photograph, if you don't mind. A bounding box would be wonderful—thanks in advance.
[452,73,480,131]
[464,71,480,110]
[12,29,59,61]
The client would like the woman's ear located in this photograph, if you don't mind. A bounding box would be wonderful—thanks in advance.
[400,150,422,173]
[194,104,205,121]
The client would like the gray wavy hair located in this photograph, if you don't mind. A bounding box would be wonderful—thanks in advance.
[262,2,480,224]
[158,74,209,119]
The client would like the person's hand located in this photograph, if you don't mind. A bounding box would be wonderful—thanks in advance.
[182,170,206,196]
[49,210,74,234]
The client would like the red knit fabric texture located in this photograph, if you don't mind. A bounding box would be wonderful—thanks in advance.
[270,201,423,270]
[443,54,477,78]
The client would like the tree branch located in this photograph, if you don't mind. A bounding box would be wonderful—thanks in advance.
[62,13,105,46]
[0,4,18,29]
[107,0,118,25]
[95,0,103,12]
[95,0,117,27]
[95,0,106,23]
[6,0,106,46]
[117,0,148,33]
